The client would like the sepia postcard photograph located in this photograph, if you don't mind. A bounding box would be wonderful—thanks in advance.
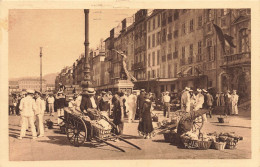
[0,1,260,167]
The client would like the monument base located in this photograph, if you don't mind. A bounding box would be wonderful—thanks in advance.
[95,80,134,94]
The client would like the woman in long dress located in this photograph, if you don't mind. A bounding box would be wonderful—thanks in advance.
[138,93,154,139]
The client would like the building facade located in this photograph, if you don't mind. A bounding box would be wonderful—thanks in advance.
[92,50,106,89]
[18,78,47,92]
[56,9,251,101]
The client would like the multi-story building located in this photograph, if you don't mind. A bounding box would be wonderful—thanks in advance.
[133,9,148,89]
[9,81,19,94]
[121,16,135,81]
[74,54,85,86]
[18,78,47,92]
[56,9,250,101]
[92,50,106,89]
[146,9,163,95]
[218,9,251,101]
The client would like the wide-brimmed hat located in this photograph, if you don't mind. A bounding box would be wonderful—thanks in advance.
[202,89,207,93]
[140,89,145,92]
[86,88,96,95]
[26,89,35,94]
[101,91,106,94]
[165,91,169,94]
[197,88,202,92]
[185,87,190,91]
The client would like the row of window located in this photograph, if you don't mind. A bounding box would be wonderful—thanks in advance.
[147,14,161,32]
[147,32,161,48]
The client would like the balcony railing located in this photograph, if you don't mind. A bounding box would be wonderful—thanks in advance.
[223,52,251,66]
[132,62,146,70]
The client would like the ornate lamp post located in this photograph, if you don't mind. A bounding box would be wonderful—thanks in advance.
[81,9,93,94]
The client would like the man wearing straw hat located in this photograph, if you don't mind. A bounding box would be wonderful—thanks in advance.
[80,87,99,141]
[18,89,37,140]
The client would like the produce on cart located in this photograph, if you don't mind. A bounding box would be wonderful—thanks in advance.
[59,107,141,152]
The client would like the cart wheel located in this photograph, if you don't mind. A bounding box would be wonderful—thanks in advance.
[66,116,87,147]
[192,116,203,133]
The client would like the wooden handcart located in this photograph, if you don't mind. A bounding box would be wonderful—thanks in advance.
[60,107,141,152]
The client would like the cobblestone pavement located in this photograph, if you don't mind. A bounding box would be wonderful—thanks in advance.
[8,110,251,160]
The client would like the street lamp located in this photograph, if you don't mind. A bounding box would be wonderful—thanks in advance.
[40,47,43,93]
[81,9,93,94]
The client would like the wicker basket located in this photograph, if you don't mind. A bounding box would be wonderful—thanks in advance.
[181,137,198,149]
[197,140,212,150]
[92,125,111,139]
[225,141,237,149]
[214,142,226,150]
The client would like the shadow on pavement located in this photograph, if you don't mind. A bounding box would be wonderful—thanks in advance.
[37,135,72,146]
[120,134,143,140]
[215,124,251,129]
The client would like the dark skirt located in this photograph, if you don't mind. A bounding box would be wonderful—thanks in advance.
[138,101,153,135]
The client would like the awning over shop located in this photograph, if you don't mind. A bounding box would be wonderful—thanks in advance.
[183,66,192,75]
[157,78,178,82]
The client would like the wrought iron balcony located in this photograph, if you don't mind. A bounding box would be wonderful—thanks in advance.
[223,52,251,67]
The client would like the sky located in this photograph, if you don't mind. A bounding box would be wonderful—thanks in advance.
[8,9,137,79]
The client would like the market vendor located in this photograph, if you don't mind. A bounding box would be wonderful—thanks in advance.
[80,87,99,141]
[177,108,209,135]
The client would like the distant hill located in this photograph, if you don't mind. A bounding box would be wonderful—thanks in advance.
[43,73,58,84]
[9,73,58,84]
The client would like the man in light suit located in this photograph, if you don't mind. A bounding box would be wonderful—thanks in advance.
[181,87,191,113]
[35,91,45,137]
[18,89,37,140]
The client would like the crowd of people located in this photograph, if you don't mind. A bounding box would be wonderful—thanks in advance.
[9,84,239,140]
[161,87,239,118]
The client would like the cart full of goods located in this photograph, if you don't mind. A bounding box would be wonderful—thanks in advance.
[156,110,243,150]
